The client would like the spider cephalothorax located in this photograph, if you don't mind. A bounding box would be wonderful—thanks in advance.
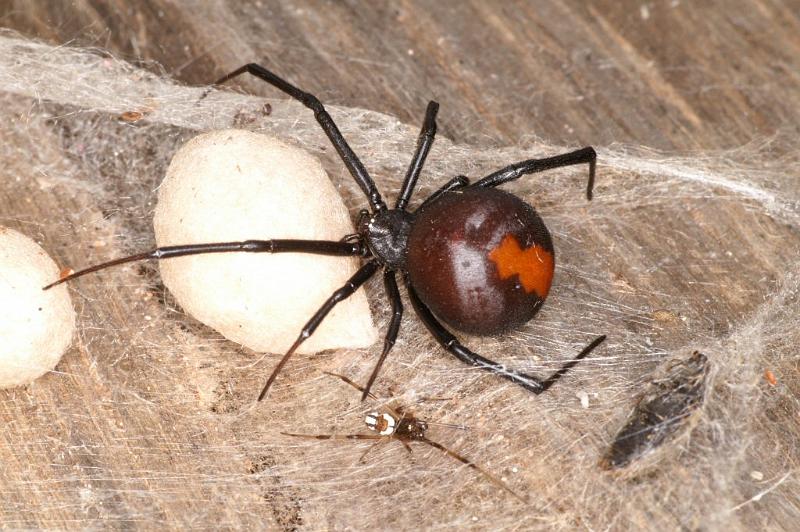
[363,208,414,270]
[46,63,606,401]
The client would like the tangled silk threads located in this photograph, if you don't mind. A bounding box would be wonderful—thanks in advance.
[0,32,798,530]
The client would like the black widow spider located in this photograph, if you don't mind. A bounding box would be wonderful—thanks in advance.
[45,63,606,401]
[282,371,525,502]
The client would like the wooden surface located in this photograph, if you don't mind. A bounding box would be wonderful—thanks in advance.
[2,1,800,530]
[8,0,800,149]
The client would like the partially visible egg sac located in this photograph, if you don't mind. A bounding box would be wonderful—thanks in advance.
[405,187,554,335]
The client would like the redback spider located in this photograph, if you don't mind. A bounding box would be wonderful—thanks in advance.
[45,63,606,401]
[282,371,526,502]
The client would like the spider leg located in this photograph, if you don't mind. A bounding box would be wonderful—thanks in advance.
[395,101,439,210]
[361,270,403,401]
[418,175,470,210]
[281,432,384,442]
[419,437,527,503]
[43,239,362,289]
[538,335,606,393]
[400,440,414,454]
[323,371,402,411]
[212,63,386,211]
[358,440,386,463]
[425,420,469,431]
[472,147,597,200]
[322,371,377,399]
[413,396,453,404]
[405,279,605,394]
[257,260,380,401]
[321,371,405,421]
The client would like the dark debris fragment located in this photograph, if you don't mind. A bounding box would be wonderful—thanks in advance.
[601,351,709,469]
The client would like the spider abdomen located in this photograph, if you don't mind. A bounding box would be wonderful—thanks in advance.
[406,187,554,335]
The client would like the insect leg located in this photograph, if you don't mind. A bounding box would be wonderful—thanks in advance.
[472,147,597,200]
[211,63,386,212]
[537,335,606,393]
[257,260,380,401]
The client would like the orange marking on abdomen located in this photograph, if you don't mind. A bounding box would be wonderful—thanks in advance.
[488,234,554,298]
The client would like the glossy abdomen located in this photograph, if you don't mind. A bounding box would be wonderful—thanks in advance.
[406,187,554,335]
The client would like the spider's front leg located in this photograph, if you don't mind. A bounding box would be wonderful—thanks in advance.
[43,239,362,289]
[395,100,439,210]
[405,279,605,394]
[257,260,380,401]
[211,63,386,212]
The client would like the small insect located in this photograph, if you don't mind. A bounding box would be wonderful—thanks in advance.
[283,371,526,501]
[45,63,606,401]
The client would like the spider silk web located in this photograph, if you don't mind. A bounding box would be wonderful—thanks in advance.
[0,32,798,530]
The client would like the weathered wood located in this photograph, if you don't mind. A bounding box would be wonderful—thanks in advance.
[1,1,799,529]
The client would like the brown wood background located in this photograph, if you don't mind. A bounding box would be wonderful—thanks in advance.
[1,1,799,530]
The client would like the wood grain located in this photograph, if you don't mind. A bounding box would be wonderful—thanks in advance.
[1,1,799,529]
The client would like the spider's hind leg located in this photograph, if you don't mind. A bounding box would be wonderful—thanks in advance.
[472,147,597,200]
[360,270,403,401]
[417,175,470,211]
[405,279,605,394]
[322,371,377,400]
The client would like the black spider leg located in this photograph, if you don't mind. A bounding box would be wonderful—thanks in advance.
[43,239,361,290]
[213,63,386,212]
[361,271,403,401]
[537,335,606,392]
[405,278,606,394]
[419,175,470,210]
[395,101,439,210]
[418,437,526,502]
[257,260,380,401]
[349,102,438,399]
[472,147,597,200]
